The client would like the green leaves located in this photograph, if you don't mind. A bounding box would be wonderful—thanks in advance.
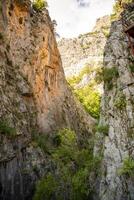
[33,129,101,200]
[103,67,119,90]
[96,124,109,136]
[114,93,126,110]
[67,65,101,119]
[33,173,58,200]
[33,0,48,11]
[75,85,101,119]
[111,0,133,20]
[0,120,17,138]
[119,157,134,177]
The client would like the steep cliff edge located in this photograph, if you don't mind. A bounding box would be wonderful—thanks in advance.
[58,15,110,79]
[57,16,111,120]
[96,16,134,200]
[0,1,95,199]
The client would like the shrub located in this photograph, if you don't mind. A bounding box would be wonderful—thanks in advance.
[33,129,101,200]
[33,173,57,200]
[102,27,110,38]
[129,64,134,73]
[0,120,16,138]
[127,128,134,138]
[52,129,77,164]
[67,75,81,87]
[114,93,126,110]
[111,0,133,20]
[33,0,48,11]
[103,67,119,90]
[95,68,103,84]
[67,65,91,86]
[74,85,101,119]
[31,132,51,154]
[96,124,109,136]
[67,66,101,119]
[71,168,89,200]
[119,157,134,177]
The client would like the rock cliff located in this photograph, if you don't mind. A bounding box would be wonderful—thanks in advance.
[58,6,134,200]
[58,16,111,99]
[0,1,95,199]
[58,15,110,79]
[96,15,134,200]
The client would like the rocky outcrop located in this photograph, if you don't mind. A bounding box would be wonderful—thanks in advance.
[0,1,95,199]
[58,15,111,79]
[58,16,111,96]
[96,18,134,200]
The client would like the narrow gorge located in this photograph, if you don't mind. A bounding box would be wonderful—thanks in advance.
[0,0,134,200]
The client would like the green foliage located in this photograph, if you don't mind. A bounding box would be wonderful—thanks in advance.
[102,26,110,38]
[75,85,101,119]
[33,129,102,200]
[71,168,90,200]
[0,120,16,138]
[119,157,134,176]
[32,132,51,154]
[95,67,103,84]
[127,128,134,138]
[67,65,91,86]
[67,66,101,119]
[103,67,119,90]
[96,124,109,136]
[81,43,92,50]
[114,93,126,110]
[33,0,48,11]
[111,0,133,20]
[52,129,78,164]
[129,64,134,73]
[33,173,57,200]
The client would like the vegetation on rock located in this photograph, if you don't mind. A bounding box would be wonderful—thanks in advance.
[33,173,57,200]
[114,93,126,110]
[74,85,101,119]
[129,64,134,73]
[103,67,119,90]
[111,0,133,20]
[67,66,101,119]
[67,66,91,86]
[33,0,48,11]
[119,157,134,176]
[33,129,101,200]
[96,124,109,136]
[0,120,16,138]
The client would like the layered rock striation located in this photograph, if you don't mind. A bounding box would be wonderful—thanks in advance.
[96,16,134,200]
[0,1,95,199]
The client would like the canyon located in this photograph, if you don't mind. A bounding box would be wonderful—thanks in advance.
[0,0,134,200]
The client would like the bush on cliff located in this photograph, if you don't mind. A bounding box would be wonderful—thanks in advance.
[33,129,101,200]
[119,157,134,177]
[33,0,48,11]
[0,120,16,138]
[67,66,101,119]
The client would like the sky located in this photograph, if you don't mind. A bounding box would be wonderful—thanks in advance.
[47,0,115,38]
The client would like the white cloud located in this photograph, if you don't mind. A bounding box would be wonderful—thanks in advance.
[47,0,114,38]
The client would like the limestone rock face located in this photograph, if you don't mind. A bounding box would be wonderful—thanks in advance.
[58,16,110,96]
[97,20,134,200]
[58,15,111,79]
[0,1,95,199]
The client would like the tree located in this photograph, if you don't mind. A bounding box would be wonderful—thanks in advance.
[33,0,48,11]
